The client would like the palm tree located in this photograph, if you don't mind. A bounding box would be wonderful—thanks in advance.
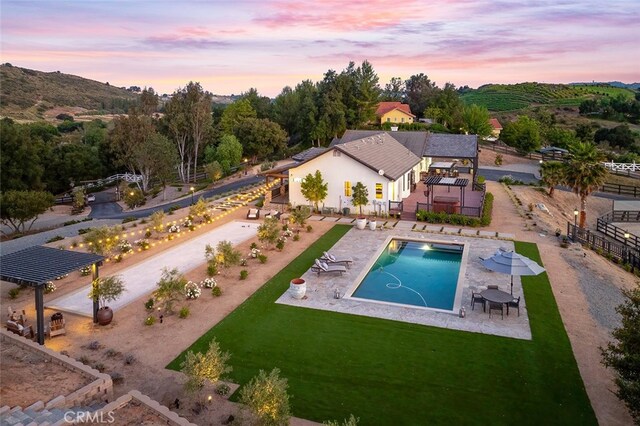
[540,161,565,197]
[563,142,608,228]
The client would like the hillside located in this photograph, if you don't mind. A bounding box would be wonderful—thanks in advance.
[461,82,637,112]
[0,64,139,121]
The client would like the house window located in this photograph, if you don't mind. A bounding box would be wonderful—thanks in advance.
[344,181,351,197]
[333,150,341,157]
[401,117,405,123]
[386,118,390,122]
[375,183,383,199]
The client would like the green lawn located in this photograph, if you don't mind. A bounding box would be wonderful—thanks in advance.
[168,226,596,425]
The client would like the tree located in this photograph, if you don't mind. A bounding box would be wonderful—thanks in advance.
[181,338,232,395]
[148,133,179,201]
[234,118,287,162]
[216,134,243,174]
[540,161,565,197]
[0,190,54,234]
[239,368,291,426]
[164,90,191,182]
[461,104,492,137]
[601,286,640,424]
[184,82,212,183]
[594,125,637,151]
[381,77,405,102]
[291,205,311,229]
[88,276,125,309]
[432,83,463,131]
[189,197,208,221]
[257,217,281,248]
[150,210,165,233]
[351,182,369,217]
[216,240,241,269]
[0,119,45,191]
[204,161,223,182]
[154,267,187,313]
[239,88,272,119]
[220,98,257,134]
[353,60,381,127]
[139,87,159,115]
[110,112,156,191]
[501,116,542,154]
[544,127,578,149]
[563,142,608,228]
[404,73,439,119]
[83,225,124,256]
[300,170,328,212]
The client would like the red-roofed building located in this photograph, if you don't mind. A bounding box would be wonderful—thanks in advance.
[375,102,415,125]
[489,118,502,138]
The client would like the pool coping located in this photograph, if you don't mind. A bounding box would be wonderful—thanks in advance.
[343,235,469,315]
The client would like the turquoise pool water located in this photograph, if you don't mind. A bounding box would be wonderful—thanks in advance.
[352,239,463,310]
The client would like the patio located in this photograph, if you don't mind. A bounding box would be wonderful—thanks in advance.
[276,226,531,340]
[397,174,485,220]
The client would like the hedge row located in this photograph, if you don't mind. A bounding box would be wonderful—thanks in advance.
[415,192,494,227]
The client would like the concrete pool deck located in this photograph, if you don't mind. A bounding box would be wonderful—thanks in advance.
[276,226,532,340]
[47,221,259,316]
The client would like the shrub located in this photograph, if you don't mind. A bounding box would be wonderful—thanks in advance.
[179,306,190,318]
[217,240,242,269]
[184,281,202,299]
[240,368,291,426]
[240,270,249,280]
[215,383,231,396]
[324,414,360,426]
[276,239,285,251]
[306,225,313,233]
[207,262,218,277]
[480,192,494,226]
[181,338,232,394]
[293,234,300,241]
[258,217,281,248]
[476,175,486,184]
[257,254,268,264]
[105,348,119,358]
[212,286,222,297]
[8,288,20,299]
[44,281,56,294]
[88,340,101,350]
[250,242,258,250]
[121,216,137,224]
[144,316,156,326]
[79,266,91,276]
[124,354,136,365]
[144,298,154,310]
[46,235,64,243]
[494,154,503,165]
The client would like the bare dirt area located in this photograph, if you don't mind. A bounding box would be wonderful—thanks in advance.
[487,181,635,426]
[1,205,332,425]
[0,342,92,408]
[479,145,539,167]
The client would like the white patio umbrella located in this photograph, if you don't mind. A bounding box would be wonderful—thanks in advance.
[480,251,545,295]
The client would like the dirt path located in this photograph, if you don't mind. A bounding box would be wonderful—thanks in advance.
[488,181,634,425]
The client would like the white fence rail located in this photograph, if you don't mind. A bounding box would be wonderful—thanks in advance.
[603,162,640,172]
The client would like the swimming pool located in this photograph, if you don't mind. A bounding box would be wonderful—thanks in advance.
[349,238,465,311]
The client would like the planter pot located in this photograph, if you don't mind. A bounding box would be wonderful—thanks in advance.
[289,278,306,300]
[96,307,113,326]
[368,220,377,231]
[356,218,367,230]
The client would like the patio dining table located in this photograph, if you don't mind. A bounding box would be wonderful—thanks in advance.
[480,289,513,314]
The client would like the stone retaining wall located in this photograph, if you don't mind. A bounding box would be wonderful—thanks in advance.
[97,390,197,426]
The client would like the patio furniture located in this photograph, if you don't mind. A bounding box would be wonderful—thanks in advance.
[488,301,504,319]
[471,292,485,312]
[432,196,460,214]
[48,312,66,338]
[311,259,347,276]
[6,320,34,338]
[321,251,353,268]
[246,208,260,219]
[481,288,512,318]
[264,209,281,219]
[480,250,545,295]
[508,296,521,316]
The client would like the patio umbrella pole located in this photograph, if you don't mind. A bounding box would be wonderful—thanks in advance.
[511,275,514,295]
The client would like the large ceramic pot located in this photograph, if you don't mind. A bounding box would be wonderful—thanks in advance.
[289,278,306,300]
[356,218,367,230]
[368,220,377,231]
[97,307,113,326]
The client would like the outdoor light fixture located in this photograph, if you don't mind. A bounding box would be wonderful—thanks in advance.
[624,231,630,239]
[208,395,212,403]
[190,186,195,205]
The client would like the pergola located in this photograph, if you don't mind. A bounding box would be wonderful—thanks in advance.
[424,176,470,207]
[0,246,104,345]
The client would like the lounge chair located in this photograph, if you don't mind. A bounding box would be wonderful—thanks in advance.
[311,259,346,276]
[247,208,260,219]
[320,251,353,268]
[264,210,281,219]
[6,320,34,339]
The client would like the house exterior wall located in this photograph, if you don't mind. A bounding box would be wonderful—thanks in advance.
[289,151,396,215]
[381,109,414,124]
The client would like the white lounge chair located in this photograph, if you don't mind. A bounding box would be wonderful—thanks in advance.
[247,208,260,219]
[311,259,346,276]
[320,251,353,268]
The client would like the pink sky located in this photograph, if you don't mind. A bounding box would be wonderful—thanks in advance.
[1,0,639,97]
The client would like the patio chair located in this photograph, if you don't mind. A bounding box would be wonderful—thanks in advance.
[321,251,353,268]
[488,301,504,319]
[246,208,260,219]
[471,292,485,312]
[507,296,521,316]
[264,210,281,219]
[487,285,499,290]
[311,259,346,276]
[6,320,34,339]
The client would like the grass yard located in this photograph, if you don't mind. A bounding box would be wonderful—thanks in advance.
[168,226,596,425]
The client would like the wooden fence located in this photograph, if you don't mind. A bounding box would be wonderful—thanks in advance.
[600,183,640,198]
[568,222,639,270]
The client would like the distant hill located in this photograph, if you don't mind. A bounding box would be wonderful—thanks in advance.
[461,82,637,112]
[0,64,141,121]
[570,81,640,90]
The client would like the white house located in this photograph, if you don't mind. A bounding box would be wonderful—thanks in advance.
[288,133,422,215]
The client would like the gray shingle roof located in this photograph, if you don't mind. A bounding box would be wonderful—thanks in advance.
[292,147,327,162]
[335,133,421,180]
[423,133,478,158]
[332,130,477,159]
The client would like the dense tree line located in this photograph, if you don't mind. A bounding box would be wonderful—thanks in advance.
[579,93,640,123]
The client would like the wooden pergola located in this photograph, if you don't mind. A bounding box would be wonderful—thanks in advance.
[0,246,104,344]
[423,176,470,207]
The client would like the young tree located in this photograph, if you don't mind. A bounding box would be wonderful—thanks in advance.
[540,161,565,197]
[501,116,542,154]
[181,338,232,395]
[353,60,381,127]
[150,210,165,233]
[0,190,55,234]
[257,217,281,248]
[563,142,608,228]
[88,276,125,310]
[291,205,311,229]
[324,415,360,426]
[351,182,369,217]
[216,240,241,269]
[204,161,223,182]
[234,118,287,162]
[300,170,328,213]
[239,368,291,426]
[601,286,640,424]
[83,225,124,256]
[154,267,186,313]
[189,197,208,222]
[462,104,492,137]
